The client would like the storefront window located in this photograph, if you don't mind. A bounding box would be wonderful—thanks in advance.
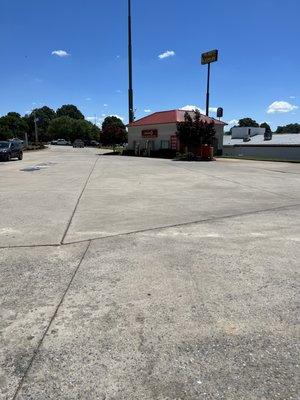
[161,140,170,149]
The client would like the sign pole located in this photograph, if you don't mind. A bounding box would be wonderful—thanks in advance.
[206,62,211,116]
[128,0,134,124]
[201,49,218,117]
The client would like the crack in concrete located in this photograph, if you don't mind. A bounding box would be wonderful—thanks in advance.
[11,240,92,400]
[60,156,101,245]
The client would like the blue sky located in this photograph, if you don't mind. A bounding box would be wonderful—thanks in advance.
[1,0,299,130]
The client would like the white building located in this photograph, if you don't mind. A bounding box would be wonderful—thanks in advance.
[231,126,265,139]
[223,133,300,161]
[127,109,227,154]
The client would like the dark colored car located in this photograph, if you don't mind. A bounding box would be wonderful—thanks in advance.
[0,141,23,161]
[73,139,85,148]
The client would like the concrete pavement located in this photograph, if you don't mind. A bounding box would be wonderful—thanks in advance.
[0,146,299,399]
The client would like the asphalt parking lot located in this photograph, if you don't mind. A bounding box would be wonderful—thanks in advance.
[0,146,299,399]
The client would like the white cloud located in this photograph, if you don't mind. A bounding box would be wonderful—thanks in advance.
[289,96,296,99]
[181,105,218,114]
[116,89,122,93]
[112,114,124,121]
[144,109,151,113]
[85,97,91,101]
[181,105,205,114]
[223,119,239,131]
[158,50,175,59]
[86,116,105,127]
[103,104,108,107]
[51,50,70,57]
[267,101,298,114]
[101,113,106,117]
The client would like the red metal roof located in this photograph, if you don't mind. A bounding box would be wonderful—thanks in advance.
[128,109,227,127]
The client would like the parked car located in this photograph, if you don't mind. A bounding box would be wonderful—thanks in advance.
[0,140,23,161]
[73,139,85,148]
[90,140,99,147]
[51,139,71,146]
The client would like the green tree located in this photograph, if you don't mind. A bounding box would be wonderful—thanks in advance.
[47,116,75,141]
[71,119,101,143]
[25,106,56,142]
[101,116,127,147]
[238,118,259,127]
[0,112,28,140]
[176,110,216,152]
[47,116,101,143]
[276,123,300,133]
[260,122,272,133]
[89,123,101,142]
[56,104,84,120]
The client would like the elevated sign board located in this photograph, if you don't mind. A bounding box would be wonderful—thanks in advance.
[201,49,218,65]
[217,107,223,118]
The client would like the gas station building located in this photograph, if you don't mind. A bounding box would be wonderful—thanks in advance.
[127,109,227,154]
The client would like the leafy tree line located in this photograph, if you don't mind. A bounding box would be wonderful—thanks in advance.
[227,118,299,134]
[276,123,300,133]
[0,104,127,145]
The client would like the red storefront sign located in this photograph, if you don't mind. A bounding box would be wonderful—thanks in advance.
[142,129,158,138]
[170,135,178,150]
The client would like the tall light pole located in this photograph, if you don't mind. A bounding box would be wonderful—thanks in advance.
[128,0,134,123]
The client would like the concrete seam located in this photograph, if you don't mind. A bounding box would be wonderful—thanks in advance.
[65,202,300,244]
[60,155,100,244]
[1,203,299,251]
[11,240,92,400]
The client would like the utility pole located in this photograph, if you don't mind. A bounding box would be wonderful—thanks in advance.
[128,0,134,123]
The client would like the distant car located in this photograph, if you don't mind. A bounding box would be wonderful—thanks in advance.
[0,140,23,161]
[90,140,99,147]
[51,139,58,145]
[73,139,85,148]
[55,139,71,146]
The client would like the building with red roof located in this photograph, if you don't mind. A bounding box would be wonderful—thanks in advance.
[127,109,227,154]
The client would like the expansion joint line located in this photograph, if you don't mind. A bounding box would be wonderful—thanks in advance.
[60,156,100,244]
[12,240,92,400]
[1,203,299,251]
